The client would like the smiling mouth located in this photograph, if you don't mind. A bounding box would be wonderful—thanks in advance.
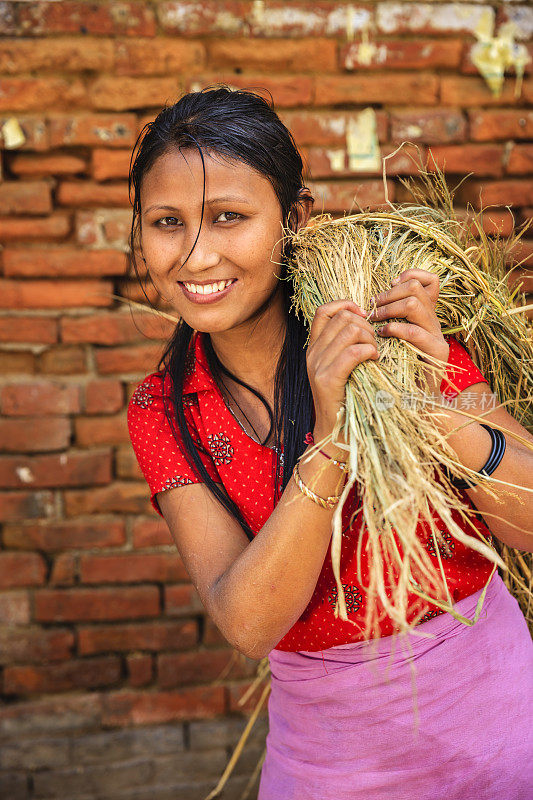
[179,278,236,295]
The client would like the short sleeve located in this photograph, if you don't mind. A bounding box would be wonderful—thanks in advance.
[127,373,219,516]
[440,337,489,399]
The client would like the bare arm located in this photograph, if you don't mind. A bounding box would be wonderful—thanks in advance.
[433,382,533,551]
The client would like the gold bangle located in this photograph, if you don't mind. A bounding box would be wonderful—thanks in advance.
[292,461,341,510]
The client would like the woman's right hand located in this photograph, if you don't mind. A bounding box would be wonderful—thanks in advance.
[306,300,379,446]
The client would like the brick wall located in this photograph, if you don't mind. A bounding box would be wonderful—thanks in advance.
[0,2,531,798]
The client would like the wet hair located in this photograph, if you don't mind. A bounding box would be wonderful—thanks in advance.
[128,86,314,541]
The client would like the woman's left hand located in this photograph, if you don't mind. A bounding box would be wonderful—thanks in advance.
[368,268,449,395]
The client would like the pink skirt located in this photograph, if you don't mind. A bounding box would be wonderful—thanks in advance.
[259,571,533,800]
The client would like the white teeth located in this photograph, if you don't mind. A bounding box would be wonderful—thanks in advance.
[183,279,234,295]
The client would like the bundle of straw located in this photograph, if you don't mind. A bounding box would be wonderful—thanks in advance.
[284,178,533,642]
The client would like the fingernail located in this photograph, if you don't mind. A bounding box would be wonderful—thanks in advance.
[391,277,400,286]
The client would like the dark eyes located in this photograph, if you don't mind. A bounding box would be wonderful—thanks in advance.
[155,211,242,227]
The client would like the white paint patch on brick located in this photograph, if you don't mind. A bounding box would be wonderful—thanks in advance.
[250,7,324,36]
[377,3,495,35]
[319,116,346,137]
[502,6,533,41]
[325,149,346,172]
[16,467,34,484]
[326,6,372,37]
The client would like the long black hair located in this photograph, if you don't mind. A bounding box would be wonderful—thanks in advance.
[128,86,314,541]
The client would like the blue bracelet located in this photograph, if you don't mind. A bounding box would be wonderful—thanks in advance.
[449,424,506,491]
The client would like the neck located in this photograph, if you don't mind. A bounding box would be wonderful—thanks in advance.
[208,288,286,396]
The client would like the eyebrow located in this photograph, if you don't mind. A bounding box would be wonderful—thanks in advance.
[143,196,252,214]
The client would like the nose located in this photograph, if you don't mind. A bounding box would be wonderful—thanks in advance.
[178,222,221,275]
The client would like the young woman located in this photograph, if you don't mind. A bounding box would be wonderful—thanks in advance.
[127,88,533,799]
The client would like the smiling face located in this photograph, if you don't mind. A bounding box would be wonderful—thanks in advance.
[139,148,288,335]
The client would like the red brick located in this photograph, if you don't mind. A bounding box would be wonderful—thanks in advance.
[342,38,462,71]
[228,681,268,714]
[0,450,112,490]
[0,491,55,522]
[84,380,124,414]
[376,3,494,35]
[508,268,533,294]
[187,74,313,108]
[115,446,143,480]
[0,78,86,112]
[0,279,114,309]
[306,143,425,179]
[92,149,132,181]
[315,74,438,106]
[203,618,226,647]
[132,517,173,548]
[0,2,16,34]
[0,552,46,588]
[49,552,77,587]
[0,182,52,215]
[127,653,153,687]
[441,75,532,107]
[459,180,533,210]
[0,316,58,344]
[455,208,515,240]
[95,343,164,375]
[0,592,31,625]
[117,280,161,305]
[506,144,533,176]
[391,109,466,145]
[469,110,533,142]
[0,626,74,665]
[426,144,505,178]
[89,77,179,111]
[74,413,129,446]
[37,345,87,374]
[57,182,130,208]
[49,114,137,148]
[115,38,205,75]
[102,686,225,726]
[3,519,126,552]
[0,114,48,151]
[0,416,70,453]
[0,214,71,242]
[64,482,152,516]
[208,37,336,72]
[78,620,197,655]
[0,37,113,73]
[60,311,174,345]
[35,586,160,622]
[0,693,103,735]
[307,179,394,213]
[0,351,36,374]
[9,152,87,177]
[158,648,251,689]
[3,656,121,695]
[281,110,389,148]
[165,584,204,617]
[0,381,80,415]
[80,553,189,585]
[4,248,127,278]
[19,2,156,36]
[507,239,533,270]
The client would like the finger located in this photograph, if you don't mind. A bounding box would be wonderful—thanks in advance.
[315,342,380,389]
[371,278,433,313]
[319,322,378,369]
[391,270,439,303]
[313,308,376,353]
[376,320,435,351]
[370,296,440,333]
[309,302,368,348]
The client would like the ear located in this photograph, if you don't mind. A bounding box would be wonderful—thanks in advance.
[294,188,314,231]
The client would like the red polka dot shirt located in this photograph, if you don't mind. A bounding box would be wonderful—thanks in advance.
[128,333,495,651]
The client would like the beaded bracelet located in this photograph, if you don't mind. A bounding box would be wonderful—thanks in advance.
[304,432,349,473]
[292,461,341,510]
[448,424,506,491]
